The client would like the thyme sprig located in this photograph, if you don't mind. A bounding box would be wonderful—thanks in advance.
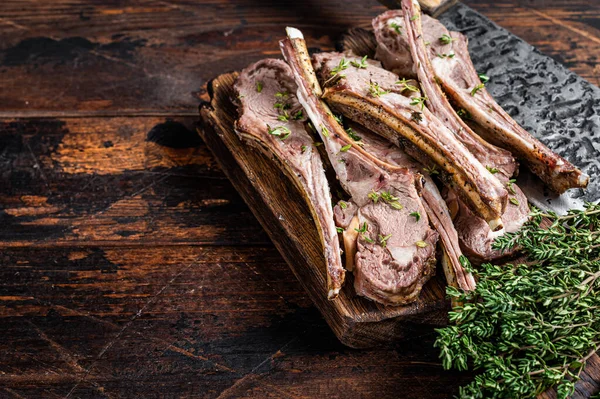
[436,203,600,399]
[368,81,390,98]
[325,58,350,85]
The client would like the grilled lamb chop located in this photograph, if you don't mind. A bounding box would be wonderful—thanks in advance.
[311,51,508,230]
[280,28,439,305]
[373,7,517,180]
[234,59,345,299]
[377,1,588,194]
[346,122,475,290]
[373,2,531,262]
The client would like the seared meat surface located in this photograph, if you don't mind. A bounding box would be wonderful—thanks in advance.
[373,2,531,261]
[312,51,508,230]
[281,28,439,305]
[235,59,345,299]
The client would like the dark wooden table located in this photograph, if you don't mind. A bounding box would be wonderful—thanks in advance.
[1,1,599,398]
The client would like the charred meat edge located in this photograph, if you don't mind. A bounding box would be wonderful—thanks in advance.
[234,59,345,299]
[441,30,588,193]
[281,27,439,305]
[317,55,508,230]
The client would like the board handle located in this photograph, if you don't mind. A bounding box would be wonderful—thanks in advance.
[376,0,457,16]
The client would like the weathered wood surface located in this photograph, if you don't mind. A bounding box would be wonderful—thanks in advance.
[0,0,599,398]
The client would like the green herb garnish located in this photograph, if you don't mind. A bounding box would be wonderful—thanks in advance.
[410,96,428,110]
[379,234,392,248]
[395,78,419,92]
[507,178,517,195]
[390,21,402,34]
[339,201,348,209]
[423,164,439,175]
[340,144,352,152]
[415,240,428,247]
[256,81,263,93]
[486,166,499,174]
[437,203,600,398]
[471,83,485,96]
[345,127,362,142]
[368,191,380,203]
[350,55,368,69]
[478,73,490,83]
[267,125,291,140]
[336,227,344,233]
[292,110,303,120]
[509,197,520,206]
[410,211,421,222]
[439,34,456,45]
[368,81,390,98]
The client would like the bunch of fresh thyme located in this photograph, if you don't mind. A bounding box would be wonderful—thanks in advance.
[436,202,600,398]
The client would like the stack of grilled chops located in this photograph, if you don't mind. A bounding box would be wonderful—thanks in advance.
[233,0,589,306]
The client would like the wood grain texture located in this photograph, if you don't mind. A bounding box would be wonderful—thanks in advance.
[0,0,599,398]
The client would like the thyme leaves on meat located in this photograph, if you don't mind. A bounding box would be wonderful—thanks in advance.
[470,83,485,96]
[350,55,368,69]
[423,164,439,176]
[277,111,289,122]
[436,203,600,399]
[486,166,499,174]
[390,21,402,34]
[506,178,517,195]
[395,78,419,92]
[368,81,391,98]
[325,58,350,85]
[336,227,344,233]
[345,127,362,142]
[478,73,490,83]
[439,34,456,45]
[509,197,520,206]
[415,240,428,248]
[256,81,263,93]
[381,191,403,210]
[339,201,348,209]
[410,211,421,222]
[436,53,455,59]
[355,222,374,243]
[410,96,428,110]
[267,125,291,140]
[411,111,423,123]
[379,234,392,248]
[300,145,307,154]
[368,190,402,210]
[456,108,471,120]
[368,191,380,203]
[292,110,304,120]
[339,144,352,152]
[410,14,419,21]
